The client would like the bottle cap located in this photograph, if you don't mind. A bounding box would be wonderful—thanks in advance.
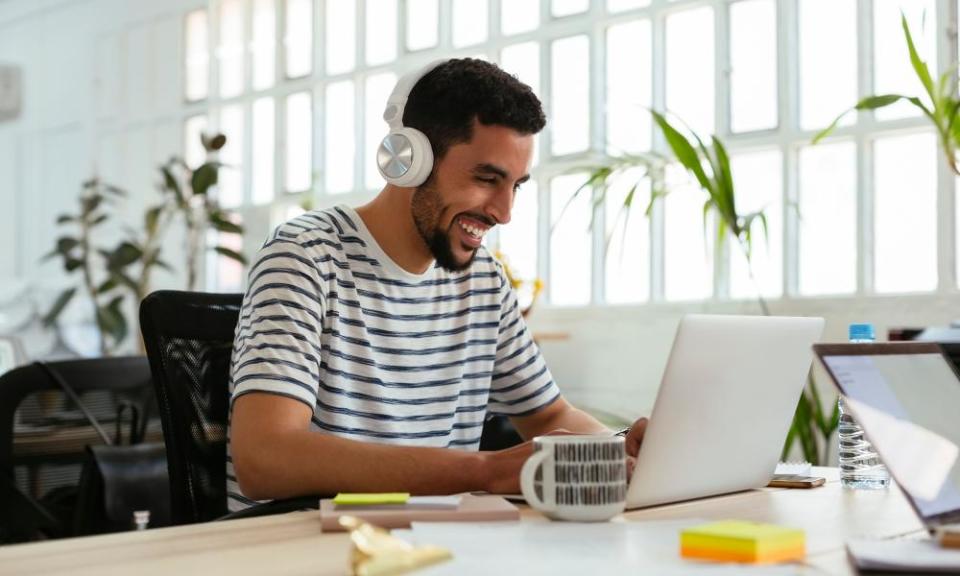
[849,323,876,341]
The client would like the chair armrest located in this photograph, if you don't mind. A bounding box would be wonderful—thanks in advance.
[216,495,322,521]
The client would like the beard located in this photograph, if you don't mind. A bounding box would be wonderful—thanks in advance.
[410,178,478,272]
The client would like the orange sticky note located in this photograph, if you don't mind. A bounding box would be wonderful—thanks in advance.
[680,520,805,564]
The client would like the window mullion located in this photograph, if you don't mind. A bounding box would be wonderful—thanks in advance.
[937,0,958,291]
[648,0,667,303]
[856,0,874,296]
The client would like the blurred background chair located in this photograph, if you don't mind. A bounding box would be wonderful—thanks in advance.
[0,357,157,542]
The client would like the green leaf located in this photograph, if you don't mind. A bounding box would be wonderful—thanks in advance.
[160,165,186,207]
[42,287,77,327]
[89,213,109,227]
[145,205,164,235]
[81,194,104,216]
[112,272,139,292]
[55,236,80,256]
[191,162,220,197]
[97,296,128,345]
[651,111,713,193]
[901,12,936,107]
[813,94,910,144]
[108,241,143,269]
[96,278,119,295]
[103,184,126,197]
[201,133,227,152]
[710,135,737,235]
[56,214,76,224]
[214,246,248,265]
[208,210,244,234]
[64,258,84,272]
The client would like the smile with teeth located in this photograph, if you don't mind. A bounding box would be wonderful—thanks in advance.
[458,218,489,239]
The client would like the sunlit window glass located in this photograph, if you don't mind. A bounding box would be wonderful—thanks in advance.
[729,0,778,133]
[327,0,356,74]
[326,81,355,194]
[729,149,783,299]
[664,166,713,301]
[218,104,245,208]
[452,0,488,48]
[552,0,589,18]
[875,132,937,293]
[799,0,856,130]
[550,174,592,305]
[367,0,398,66]
[497,181,539,308]
[500,41,541,166]
[502,0,539,36]
[365,73,398,190]
[608,0,651,12]
[666,7,715,136]
[873,0,937,120]
[605,170,651,304]
[284,92,312,192]
[184,10,209,102]
[251,97,275,205]
[285,0,313,78]
[798,141,857,295]
[550,35,590,156]
[607,19,652,153]
[251,0,276,91]
[406,0,439,51]
[218,0,244,98]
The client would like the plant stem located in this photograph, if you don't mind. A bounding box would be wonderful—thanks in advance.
[79,207,108,356]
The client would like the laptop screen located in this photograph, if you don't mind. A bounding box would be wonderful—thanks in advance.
[816,344,960,522]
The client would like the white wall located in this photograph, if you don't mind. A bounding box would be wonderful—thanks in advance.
[0,0,199,353]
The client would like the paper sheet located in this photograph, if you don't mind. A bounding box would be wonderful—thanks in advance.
[395,519,807,575]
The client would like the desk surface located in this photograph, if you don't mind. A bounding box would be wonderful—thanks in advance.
[0,468,927,576]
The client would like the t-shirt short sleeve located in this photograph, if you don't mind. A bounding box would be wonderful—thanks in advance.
[486,263,560,416]
[230,234,325,410]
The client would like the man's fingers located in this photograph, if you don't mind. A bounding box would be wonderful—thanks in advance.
[624,417,648,457]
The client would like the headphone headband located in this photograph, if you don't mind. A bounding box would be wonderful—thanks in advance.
[382,59,446,130]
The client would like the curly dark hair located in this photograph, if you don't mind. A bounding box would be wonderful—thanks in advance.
[403,58,546,162]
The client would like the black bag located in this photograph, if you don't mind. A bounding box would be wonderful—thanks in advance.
[74,443,171,535]
[34,362,172,536]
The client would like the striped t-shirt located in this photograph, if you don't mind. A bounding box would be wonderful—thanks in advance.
[226,205,560,511]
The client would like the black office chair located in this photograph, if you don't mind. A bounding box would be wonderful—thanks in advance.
[139,291,319,524]
[140,290,524,525]
[0,357,155,541]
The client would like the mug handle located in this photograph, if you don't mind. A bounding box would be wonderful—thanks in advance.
[520,449,555,513]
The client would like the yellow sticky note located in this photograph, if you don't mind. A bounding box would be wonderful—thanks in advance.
[680,520,805,564]
[334,493,410,506]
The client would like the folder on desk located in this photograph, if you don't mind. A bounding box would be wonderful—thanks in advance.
[319,493,519,532]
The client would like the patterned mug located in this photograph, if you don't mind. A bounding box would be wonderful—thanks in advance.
[520,435,628,522]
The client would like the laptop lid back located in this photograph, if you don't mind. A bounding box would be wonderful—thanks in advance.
[815,342,960,529]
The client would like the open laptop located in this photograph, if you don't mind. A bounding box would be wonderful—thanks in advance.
[814,342,960,533]
[625,314,825,509]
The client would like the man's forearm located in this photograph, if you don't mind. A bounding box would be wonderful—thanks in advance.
[539,406,610,435]
[234,428,490,500]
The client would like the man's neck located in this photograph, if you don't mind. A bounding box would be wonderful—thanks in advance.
[355,186,435,275]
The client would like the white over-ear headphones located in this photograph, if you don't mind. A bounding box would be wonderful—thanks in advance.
[376,60,446,188]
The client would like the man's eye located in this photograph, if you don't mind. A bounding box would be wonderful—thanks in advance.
[476,177,497,185]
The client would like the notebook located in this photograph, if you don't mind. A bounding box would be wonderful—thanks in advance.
[319,493,519,532]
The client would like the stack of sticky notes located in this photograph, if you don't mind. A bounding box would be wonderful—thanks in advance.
[333,493,462,510]
[680,520,805,564]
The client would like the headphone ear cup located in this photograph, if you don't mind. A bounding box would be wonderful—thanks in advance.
[377,127,434,188]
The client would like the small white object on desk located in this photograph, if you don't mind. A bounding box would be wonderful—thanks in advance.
[774,461,812,476]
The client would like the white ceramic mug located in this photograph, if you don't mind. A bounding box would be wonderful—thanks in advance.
[520,435,628,522]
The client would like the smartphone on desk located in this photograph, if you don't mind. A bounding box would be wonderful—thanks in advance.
[767,474,826,488]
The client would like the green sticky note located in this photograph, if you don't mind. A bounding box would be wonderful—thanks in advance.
[333,492,410,506]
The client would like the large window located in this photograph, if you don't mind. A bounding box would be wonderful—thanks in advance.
[184,0,953,301]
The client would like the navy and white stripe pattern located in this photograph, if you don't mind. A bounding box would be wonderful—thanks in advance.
[226,205,559,511]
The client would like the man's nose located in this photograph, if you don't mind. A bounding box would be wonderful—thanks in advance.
[487,185,513,226]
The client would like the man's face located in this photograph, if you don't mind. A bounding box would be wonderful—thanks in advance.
[411,121,534,272]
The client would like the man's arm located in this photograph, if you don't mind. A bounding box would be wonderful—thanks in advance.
[508,396,609,440]
[231,393,529,499]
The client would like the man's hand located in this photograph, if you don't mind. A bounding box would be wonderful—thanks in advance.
[623,417,649,458]
[480,441,535,494]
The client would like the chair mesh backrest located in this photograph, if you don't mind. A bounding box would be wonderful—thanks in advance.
[140,291,242,525]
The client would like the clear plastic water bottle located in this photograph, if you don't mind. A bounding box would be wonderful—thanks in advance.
[838,323,889,489]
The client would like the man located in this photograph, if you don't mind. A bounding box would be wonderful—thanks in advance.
[228,58,646,511]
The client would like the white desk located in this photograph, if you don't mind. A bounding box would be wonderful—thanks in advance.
[0,468,927,575]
